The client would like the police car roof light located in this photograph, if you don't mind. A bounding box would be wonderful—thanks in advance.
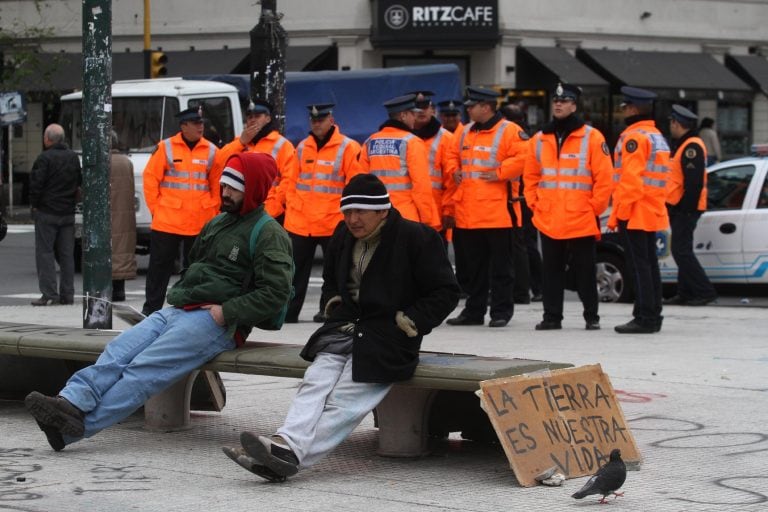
[751,143,768,157]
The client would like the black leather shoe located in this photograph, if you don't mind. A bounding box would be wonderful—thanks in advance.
[312,311,327,323]
[614,320,656,334]
[662,295,687,305]
[60,297,75,305]
[446,315,484,326]
[488,318,509,328]
[514,297,531,305]
[31,296,57,306]
[535,320,561,330]
[585,320,601,330]
[531,293,543,302]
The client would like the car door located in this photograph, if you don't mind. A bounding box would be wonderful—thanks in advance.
[741,164,768,284]
[694,163,757,284]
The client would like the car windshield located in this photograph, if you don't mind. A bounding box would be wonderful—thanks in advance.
[60,97,180,153]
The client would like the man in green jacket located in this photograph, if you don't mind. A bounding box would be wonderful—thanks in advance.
[25,152,293,452]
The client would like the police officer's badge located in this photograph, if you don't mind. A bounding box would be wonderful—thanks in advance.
[311,105,319,117]
[625,140,638,153]
[519,131,530,141]
[685,147,697,159]
[601,142,610,155]
[555,83,564,97]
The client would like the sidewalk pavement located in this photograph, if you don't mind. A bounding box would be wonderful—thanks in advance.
[1,298,766,512]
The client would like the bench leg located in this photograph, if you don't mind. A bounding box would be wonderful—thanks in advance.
[375,386,436,458]
[144,371,198,432]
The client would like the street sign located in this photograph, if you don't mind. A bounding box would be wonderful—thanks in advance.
[0,91,27,126]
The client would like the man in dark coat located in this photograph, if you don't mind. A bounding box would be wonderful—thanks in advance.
[224,173,460,482]
[29,123,82,305]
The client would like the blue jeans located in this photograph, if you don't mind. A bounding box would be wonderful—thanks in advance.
[60,308,235,441]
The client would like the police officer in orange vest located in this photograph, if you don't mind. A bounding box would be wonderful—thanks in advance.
[283,103,361,323]
[412,90,458,235]
[142,107,235,315]
[664,104,717,306]
[446,86,529,328]
[358,94,438,227]
[437,99,464,135]
[231,99,297,220]
[608,86,671,334]
[524,83,614,330]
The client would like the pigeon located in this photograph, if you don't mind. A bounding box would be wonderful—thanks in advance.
[571,448,627,504]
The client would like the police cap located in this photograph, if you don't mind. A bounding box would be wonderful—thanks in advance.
[464,86,500,106]
[406,90,435,109]
[669,104,698,124]
[246,99,272,115]
[383,94,422,114]
[176,106,203,123]
[552,82,581,102]
[306,103,335,119]
[437,99,463,114]
[620,86,657,106]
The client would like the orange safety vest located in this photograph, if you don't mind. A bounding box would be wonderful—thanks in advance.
[524,124,614,239]
[423,127,457,229]
[609,120,670,231]
[232,131,296,218]
[359,126,437,226]
[452,118,529,229]
[666,136,708,211]
[143,133,223,236]
[284,126,361,237]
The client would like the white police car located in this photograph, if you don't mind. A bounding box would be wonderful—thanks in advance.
[596,144,768,302]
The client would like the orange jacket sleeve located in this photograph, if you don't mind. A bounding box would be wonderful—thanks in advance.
[612,133,647,221]
[407,137,438,226]
[142,141,167,218]
[522,132,543,211]
[587,131,615,217]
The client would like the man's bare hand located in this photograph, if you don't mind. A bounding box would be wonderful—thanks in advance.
[238,123,261,145]
[201,304,226,326]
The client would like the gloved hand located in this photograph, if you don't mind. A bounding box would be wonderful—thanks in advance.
[395,310,418,337]
[324,295,342,317]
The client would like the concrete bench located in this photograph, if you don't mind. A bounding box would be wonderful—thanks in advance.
[0,321,572,457]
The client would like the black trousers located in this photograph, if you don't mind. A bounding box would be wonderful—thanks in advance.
[286,233,331,321]
[142,230,196,315]
[619,222,662,326]
[453,227,514,321]
[540,233,599,323]
[512,226,531,302]
[669,210,716,301]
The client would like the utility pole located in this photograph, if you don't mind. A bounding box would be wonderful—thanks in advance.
[143,0,151,79]
[249,0,287,133]
[82,0,113,329]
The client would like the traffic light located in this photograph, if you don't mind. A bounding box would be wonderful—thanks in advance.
[150,51,168,78]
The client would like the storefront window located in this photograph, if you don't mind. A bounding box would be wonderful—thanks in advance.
[717,103,751,159]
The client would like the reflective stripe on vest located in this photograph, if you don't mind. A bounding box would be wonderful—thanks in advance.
[161,138,214,190]
[295,137,350,194]
[160,182,211,191]
[458,120,510,169]
[534,126,593,190]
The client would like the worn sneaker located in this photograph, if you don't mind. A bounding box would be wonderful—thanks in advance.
[222,446,287,483]
[30,296,57,306]
[34,420,66,451]
[241,432,299,477]
[25,392,85,437]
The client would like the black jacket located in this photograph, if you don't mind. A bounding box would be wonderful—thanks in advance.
[301,208,460,383]
[29,143,82,215]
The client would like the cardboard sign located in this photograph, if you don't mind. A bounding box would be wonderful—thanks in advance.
[479,364,641,487]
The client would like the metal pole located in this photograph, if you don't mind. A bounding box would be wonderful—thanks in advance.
[82,0,113,329]
[249,0,287,133]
